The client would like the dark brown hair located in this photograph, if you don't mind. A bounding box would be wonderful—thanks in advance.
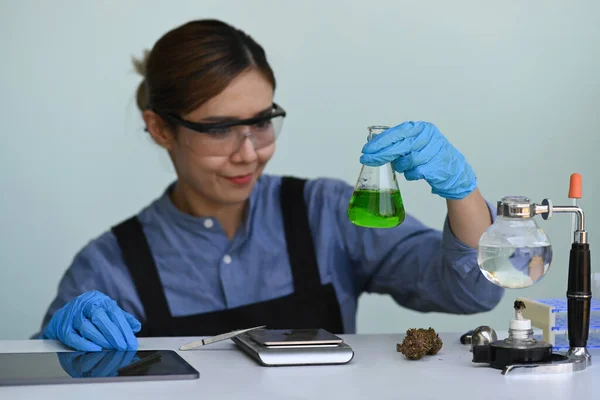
[132,19,276,116]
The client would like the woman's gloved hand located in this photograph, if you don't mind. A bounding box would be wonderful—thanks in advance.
[42,290,142,352]
[360,121,477,200]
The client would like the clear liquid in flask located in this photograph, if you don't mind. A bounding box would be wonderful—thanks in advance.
[477,244,553,289]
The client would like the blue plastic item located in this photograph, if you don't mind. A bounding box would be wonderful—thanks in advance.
[534,331,600,350]
[532,298,600,331]
[526,298,600,350]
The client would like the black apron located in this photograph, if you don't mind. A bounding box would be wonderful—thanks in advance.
[110,176,345,337]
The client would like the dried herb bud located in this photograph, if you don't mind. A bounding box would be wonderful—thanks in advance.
[396,327,443,360]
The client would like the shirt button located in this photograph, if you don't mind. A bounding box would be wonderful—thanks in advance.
[223,255,232,264]
[204,219,214,229]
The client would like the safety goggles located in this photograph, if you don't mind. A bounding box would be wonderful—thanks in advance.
[156,103,286,157]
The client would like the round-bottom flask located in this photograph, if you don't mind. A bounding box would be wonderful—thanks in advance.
[477,196,553,289]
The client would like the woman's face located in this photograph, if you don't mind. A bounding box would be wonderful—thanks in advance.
[160,68,277,208]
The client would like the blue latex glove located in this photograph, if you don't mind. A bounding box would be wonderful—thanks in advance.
[360,121,477,199]
[42,291,142,352]
[57,351,141,378]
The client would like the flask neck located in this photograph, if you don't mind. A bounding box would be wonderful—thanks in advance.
[367,125,390,141]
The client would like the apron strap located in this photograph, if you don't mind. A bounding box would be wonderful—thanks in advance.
[111,176,322,336]
[111,216,174,336]
[279,176,322,293]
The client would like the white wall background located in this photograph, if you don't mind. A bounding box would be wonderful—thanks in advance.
[1,0,598,339]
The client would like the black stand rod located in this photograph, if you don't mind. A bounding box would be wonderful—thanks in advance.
[567,242,591,349]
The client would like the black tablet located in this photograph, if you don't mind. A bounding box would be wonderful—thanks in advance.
[0,350,199,387]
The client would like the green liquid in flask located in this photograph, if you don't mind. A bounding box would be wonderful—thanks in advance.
[347,189,406,228]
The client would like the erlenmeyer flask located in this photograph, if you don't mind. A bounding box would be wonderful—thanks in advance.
[347,125,406,228]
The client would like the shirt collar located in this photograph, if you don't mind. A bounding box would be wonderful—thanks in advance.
[153,177,263,235]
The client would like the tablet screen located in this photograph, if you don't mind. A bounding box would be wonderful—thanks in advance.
[0,350,199,386]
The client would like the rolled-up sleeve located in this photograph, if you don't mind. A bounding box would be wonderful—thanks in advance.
[333,180,505,314]
[31,235,126,339]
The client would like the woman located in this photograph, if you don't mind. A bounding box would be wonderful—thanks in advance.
[37,19,504,352]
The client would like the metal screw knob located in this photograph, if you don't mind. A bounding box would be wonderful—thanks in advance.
[470,326,498,351]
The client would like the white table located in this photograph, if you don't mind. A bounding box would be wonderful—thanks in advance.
[0,333,597,399]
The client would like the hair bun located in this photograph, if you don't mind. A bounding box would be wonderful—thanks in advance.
[132,49,151,77]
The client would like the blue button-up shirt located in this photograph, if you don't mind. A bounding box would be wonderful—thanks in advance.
[36,174,504,335]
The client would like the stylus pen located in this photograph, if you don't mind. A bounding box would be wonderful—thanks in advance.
[179,325,266,351]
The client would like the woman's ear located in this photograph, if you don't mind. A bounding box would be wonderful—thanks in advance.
[142,110,176,150]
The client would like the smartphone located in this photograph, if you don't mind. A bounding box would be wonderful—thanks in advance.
[247,328,344,347]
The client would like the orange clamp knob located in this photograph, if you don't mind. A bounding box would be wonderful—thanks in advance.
[569,173,582,199]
